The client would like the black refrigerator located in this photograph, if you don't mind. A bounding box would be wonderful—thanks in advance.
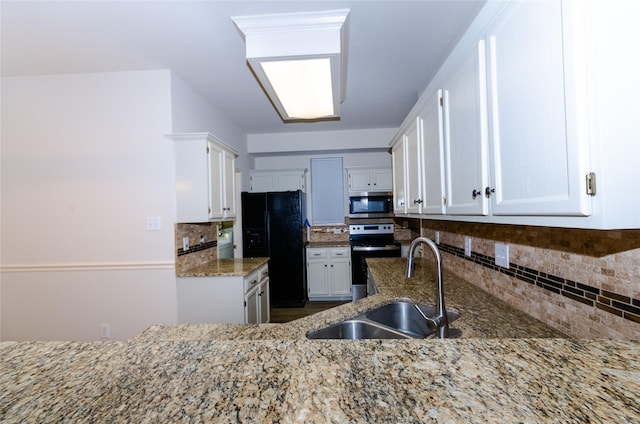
[241,190,307,307]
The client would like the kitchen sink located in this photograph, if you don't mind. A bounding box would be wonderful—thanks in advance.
[306,319,413,340]
[366,301,460,338]
[306,301,461,340]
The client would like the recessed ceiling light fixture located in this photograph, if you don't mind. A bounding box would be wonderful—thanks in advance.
[232,9,350,121]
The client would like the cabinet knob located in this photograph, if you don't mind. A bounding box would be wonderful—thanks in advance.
[485,187,496,197]
[472,189,482,199]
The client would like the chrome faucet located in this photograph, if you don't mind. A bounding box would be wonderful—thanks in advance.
[405,237,449,338]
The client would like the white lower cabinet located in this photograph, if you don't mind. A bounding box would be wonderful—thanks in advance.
[307,247,351,300]
[177,264,270,324]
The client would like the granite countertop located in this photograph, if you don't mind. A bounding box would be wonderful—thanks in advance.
[176,257,269,277]
[135,257,567,341]
[2,258,639,422]
[306,241,351,248]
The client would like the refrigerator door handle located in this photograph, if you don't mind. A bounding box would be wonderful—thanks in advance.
[265,210,271,256]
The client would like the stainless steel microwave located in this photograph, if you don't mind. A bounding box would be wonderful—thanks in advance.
[348,192,394,218]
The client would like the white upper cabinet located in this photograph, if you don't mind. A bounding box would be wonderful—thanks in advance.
[391,0,640,229]
[419,89,447,215]
[347,167,392,192]
[485,0,590,216]
[169,132,238,223]
[442,39,490,216]
[249,169,307,192]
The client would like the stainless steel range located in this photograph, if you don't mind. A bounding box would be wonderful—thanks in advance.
[349,223,401,301]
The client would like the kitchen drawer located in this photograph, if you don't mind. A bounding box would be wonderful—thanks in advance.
[330,248,350,258]
[244,271,260,293]
[307,248,328,259]
[258,264,269,282]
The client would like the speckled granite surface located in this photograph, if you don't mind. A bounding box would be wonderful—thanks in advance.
[2,339,639,422]
[176,257,269,277]
[135,258,567,341]
[2,258,639,422]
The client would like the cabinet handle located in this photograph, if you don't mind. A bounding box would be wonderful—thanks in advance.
[413,199,423,204]
[250,280,258,286]
[485,187,495,197]
[472,189,482,199]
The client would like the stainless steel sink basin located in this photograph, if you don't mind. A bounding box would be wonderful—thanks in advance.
[306,319,413,340]
[306,301,461,340]
[366,301,460,338]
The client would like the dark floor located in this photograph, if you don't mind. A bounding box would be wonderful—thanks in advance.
[270,301,350,323]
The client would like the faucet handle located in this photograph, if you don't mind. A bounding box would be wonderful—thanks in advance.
[414,304,438,331]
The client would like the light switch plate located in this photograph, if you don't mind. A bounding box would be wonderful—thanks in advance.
[183,237,189,251]
[146,216,161,231]
[435,231,440,244]
[464,237,472,257]
[495,243,510,268]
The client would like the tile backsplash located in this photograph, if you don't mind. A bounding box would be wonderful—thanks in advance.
[174,223,218,274]
[401,219,639,338]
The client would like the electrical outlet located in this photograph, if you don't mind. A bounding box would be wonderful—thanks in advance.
[435,231,440,244]
[183,237,189,251]
[464,237,472,257]
[100,323,111,339]
[495,243,510,268]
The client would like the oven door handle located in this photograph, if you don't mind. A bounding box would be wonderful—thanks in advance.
[352,245,401,252]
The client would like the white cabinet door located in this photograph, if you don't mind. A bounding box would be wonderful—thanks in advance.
[405,118,422,214]
[420,89,447,215]
[210,144,236,219]
[244,285,259,324]
[277,171,305,192]
[258,278,270,323]
[391,138,407,214]
[222,149,236,218]
[486,0,590,216]
[443,40,490,215]
[330,256,352,297]
[250,172,277,192]
[371,168,393,191]
[208,142,225,219]
[307,249,330,297]
[348,169,372,192]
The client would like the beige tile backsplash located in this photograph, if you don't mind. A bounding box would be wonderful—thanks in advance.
[174,222,218,275]
[409,219,640,338]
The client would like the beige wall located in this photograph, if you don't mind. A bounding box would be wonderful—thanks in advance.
[1,70,178,341]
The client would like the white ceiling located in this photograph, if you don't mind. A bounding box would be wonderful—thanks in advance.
[1,0,485,134]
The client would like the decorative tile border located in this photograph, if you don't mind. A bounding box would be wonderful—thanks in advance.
[177,241,217,257]
[438,242,640,324]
